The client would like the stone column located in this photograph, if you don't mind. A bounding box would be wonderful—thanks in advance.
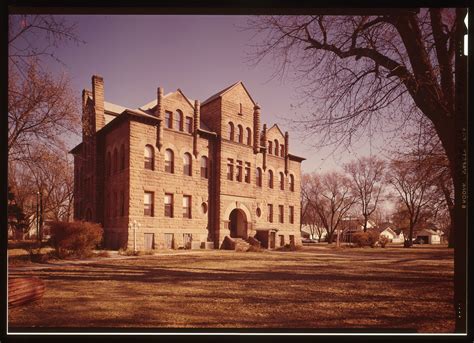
[253,104,261,154]
[156,87,164,150]
[262,124,267,170]
[284,131,289,175]
[193,100,200,158]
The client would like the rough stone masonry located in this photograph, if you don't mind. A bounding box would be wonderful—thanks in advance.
[70,75,305,250]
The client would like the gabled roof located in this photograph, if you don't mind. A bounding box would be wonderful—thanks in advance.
[267,124,285,138]
[201,81,256,106]
[139,92,173,112]
[104,101,127,115]
[139,90,195,112]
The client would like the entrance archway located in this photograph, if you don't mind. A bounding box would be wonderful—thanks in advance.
[229,208,247,239]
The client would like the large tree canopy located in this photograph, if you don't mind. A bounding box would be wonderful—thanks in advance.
[246,9,467,331]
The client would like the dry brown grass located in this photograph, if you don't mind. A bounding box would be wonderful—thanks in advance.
[8,245,454,332]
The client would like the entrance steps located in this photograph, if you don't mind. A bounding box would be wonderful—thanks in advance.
[221,236,261,251]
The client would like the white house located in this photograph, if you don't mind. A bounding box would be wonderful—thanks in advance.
[415,229,443,244]
[374,223,405,244]
[301,224,328,241]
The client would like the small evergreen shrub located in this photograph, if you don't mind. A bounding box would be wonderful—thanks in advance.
[50,221,103,258]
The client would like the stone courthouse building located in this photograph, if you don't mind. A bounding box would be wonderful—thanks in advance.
[71,75,304,250]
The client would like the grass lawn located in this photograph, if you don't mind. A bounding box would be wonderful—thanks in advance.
[8,245,454,332]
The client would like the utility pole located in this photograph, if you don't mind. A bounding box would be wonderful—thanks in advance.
[39,192,43,241]
[36,191,39,241]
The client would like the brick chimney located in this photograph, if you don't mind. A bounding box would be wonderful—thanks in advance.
[92,75,105,132]
[253,104,261,154]
[156,87,164,150]
[81,89,93,137]
[193,100,200,158]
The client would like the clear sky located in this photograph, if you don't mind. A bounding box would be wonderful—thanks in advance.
[42,14,395,177]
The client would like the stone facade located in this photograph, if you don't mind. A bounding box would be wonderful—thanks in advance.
[71,75,305,250]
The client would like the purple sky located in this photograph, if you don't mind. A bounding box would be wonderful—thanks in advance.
[41,15,393,179]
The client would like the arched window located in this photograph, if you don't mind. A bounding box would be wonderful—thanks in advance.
[256,167,262,187]
[268,141,273,155]
[274,139,279,156]
[174,110,183,131]
[200,156,209,179]
[289,174,295,192]
[183,152,192,176]
[164,149,174,173]
[120,144,125,170]
[106,152,111,176]
[268,170,274,189]
[280,144,285,157]
[113,148,118,173]
[228,122,234,141]
[237,125,243,143]
[246,127,252,145]
[144,145,154,170]
[279,172,285,190]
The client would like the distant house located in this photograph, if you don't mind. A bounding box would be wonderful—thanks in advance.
[415,228,443,244]
[300,224,327,241]
[374,223,404,243]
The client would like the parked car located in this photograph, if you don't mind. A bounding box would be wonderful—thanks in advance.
[413,237,425,244]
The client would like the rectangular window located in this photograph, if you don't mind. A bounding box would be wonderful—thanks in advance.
[185,117,193,133]
[236,160,243,182]
[227,159,234,181]
[165,111,172,129]
[120,191,125,217]
[268,141,272,154]
[183,195,191,219]
[244,162,251,183]
[113,192,117,217]
[144,191,154,217]
[279,205,284,223]
[267,204,273,223]
[289,206,294,224]
[164,193,173,218]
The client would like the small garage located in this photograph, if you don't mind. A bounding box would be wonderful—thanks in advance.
[415,229,443,244]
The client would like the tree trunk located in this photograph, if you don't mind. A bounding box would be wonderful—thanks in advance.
[447,8,467,332]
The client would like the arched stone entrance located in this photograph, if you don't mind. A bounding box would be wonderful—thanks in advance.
[229,208,247,239]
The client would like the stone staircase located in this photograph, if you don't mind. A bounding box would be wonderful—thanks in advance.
[221,236,261,251]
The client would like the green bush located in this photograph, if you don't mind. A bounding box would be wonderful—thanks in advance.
[379,236,390,248]
[50,221,103,258]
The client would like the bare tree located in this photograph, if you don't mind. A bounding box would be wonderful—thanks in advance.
[343,156,385,232]
[9,148,74,223]
[245,10,465,247]
[395,117,454,246]
[305,172,356,245]
[9,15,84,77]
[8,63,80,161]
[8,15,82,229]
[388,157,437,247]
[246,11,467,328]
